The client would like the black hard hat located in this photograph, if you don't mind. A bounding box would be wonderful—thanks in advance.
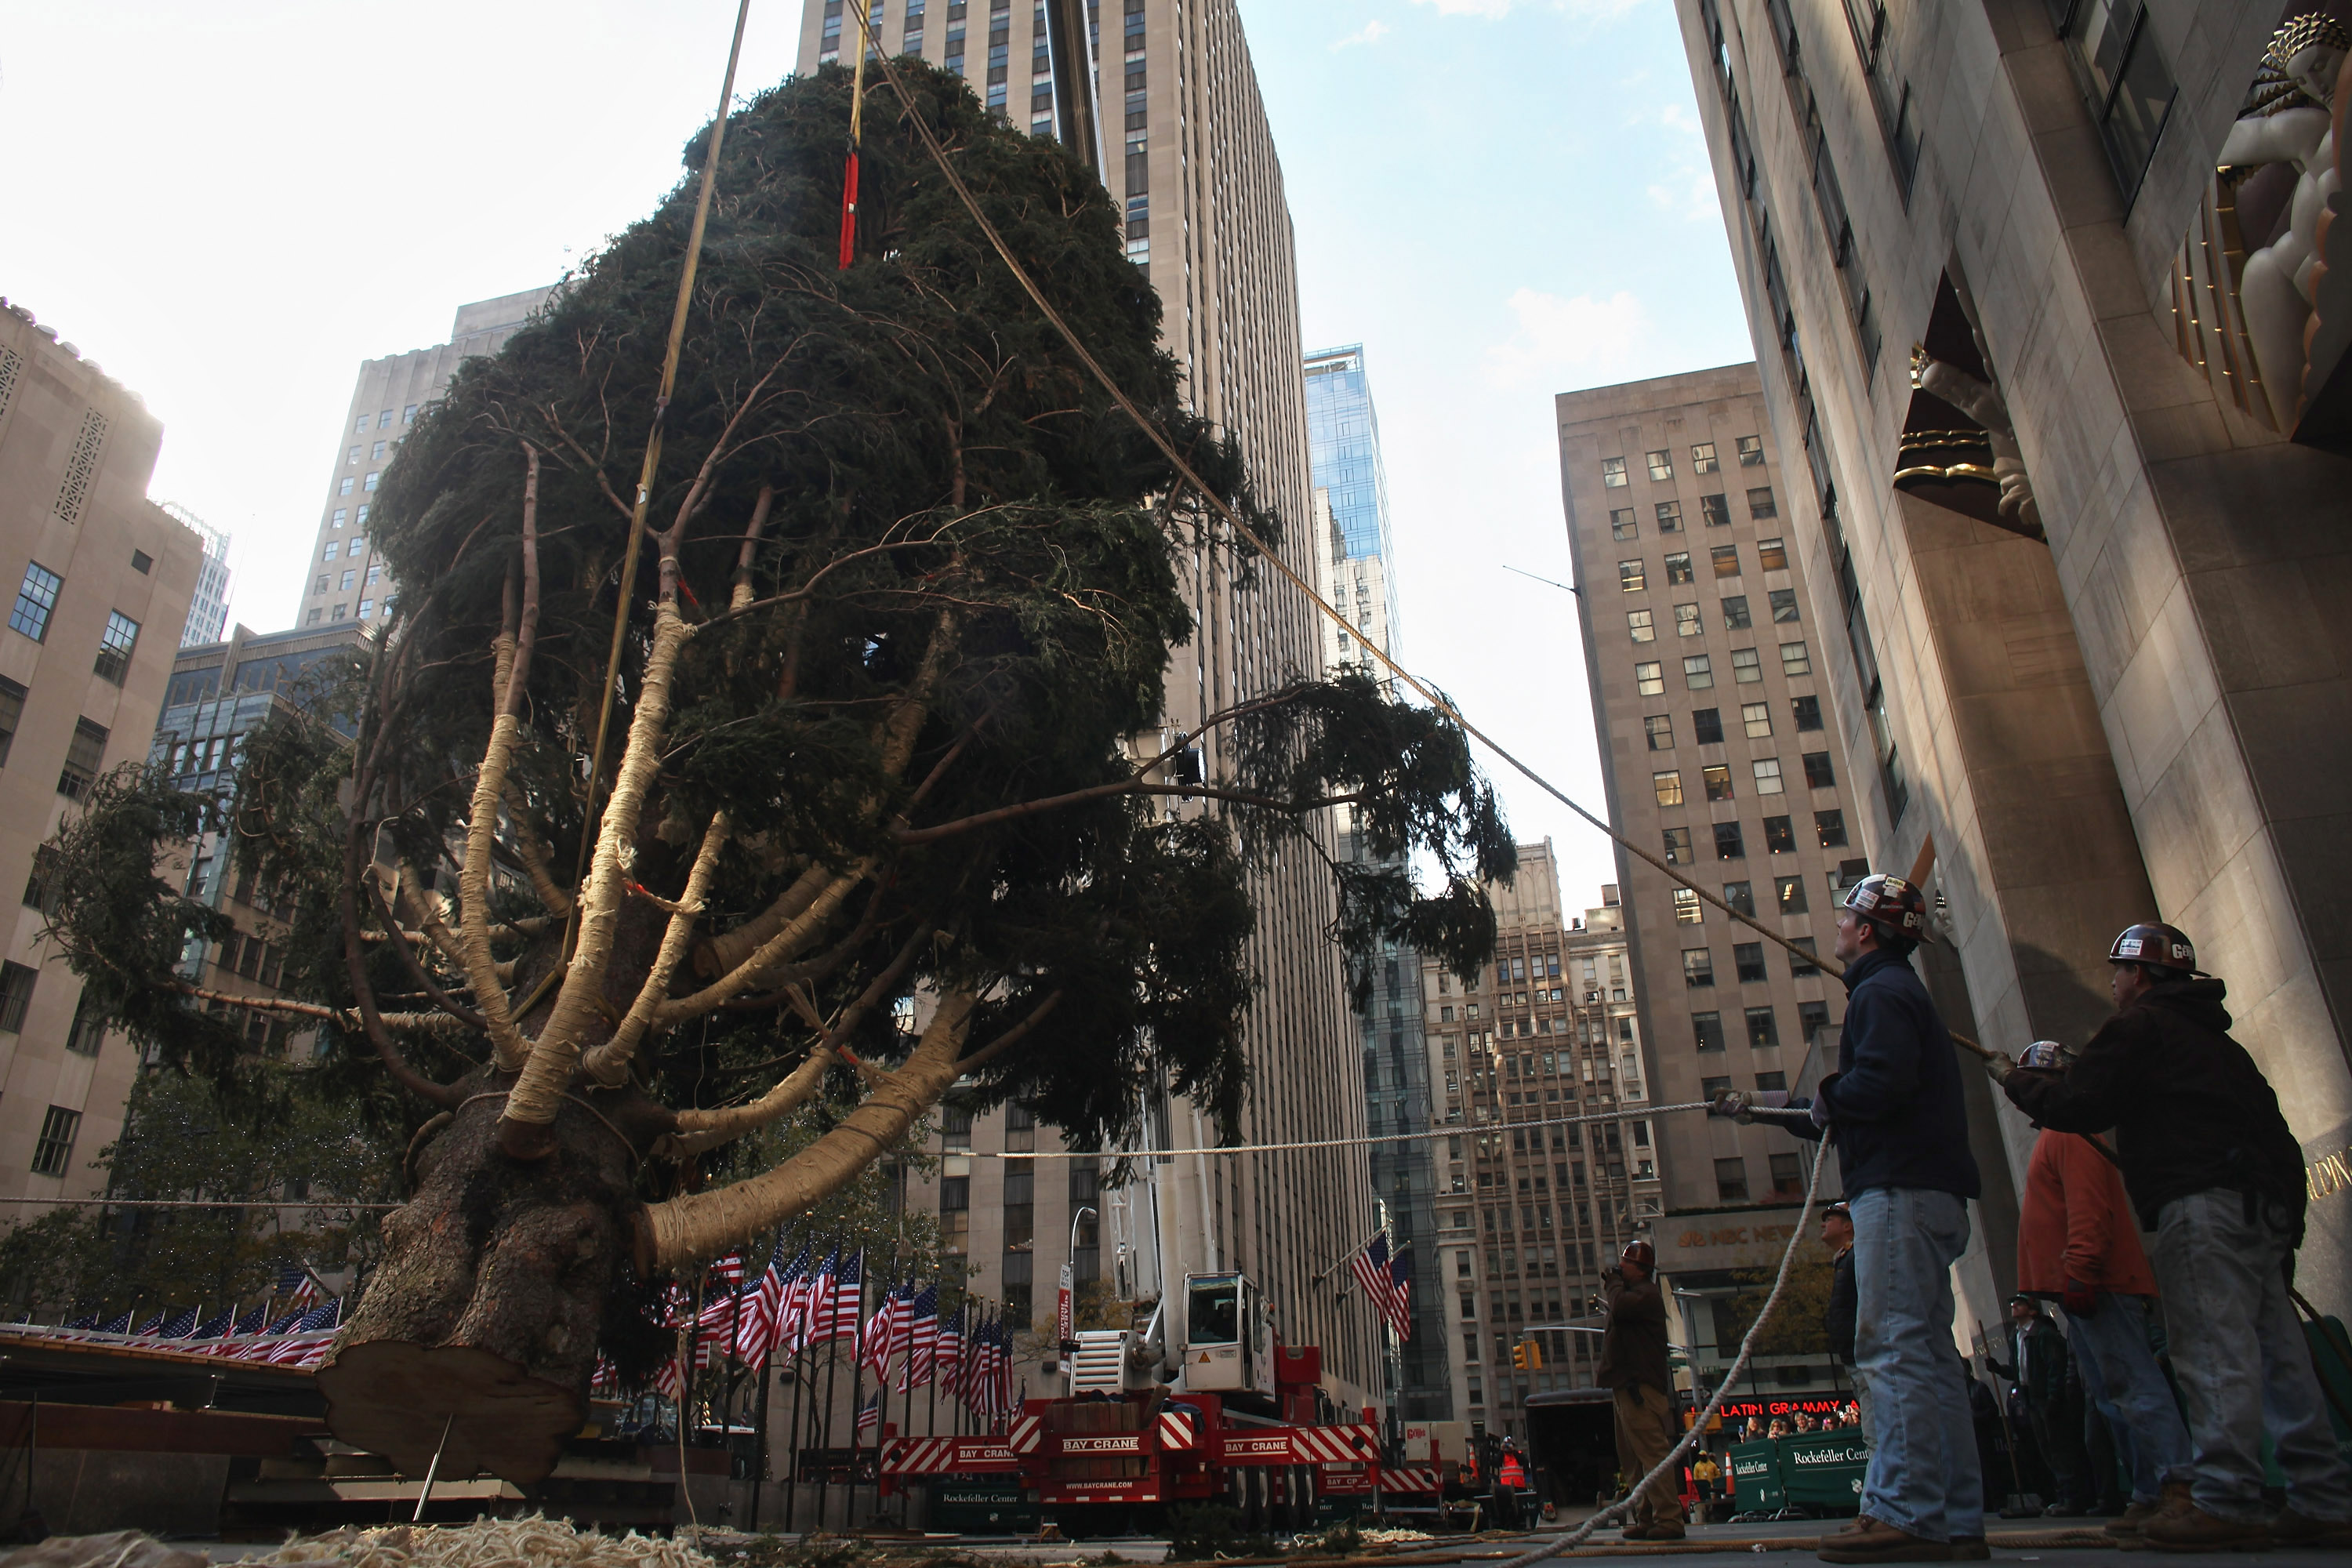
[2108,922,2198,976]
[1840,873,1927,944]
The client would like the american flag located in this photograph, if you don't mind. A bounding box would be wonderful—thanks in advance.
[134,1313,168,1337]
[1382,1249,1415,1341]
[156,1305,202,1339]
[738,1243,806,1366]
[98,1311,133,1335]
[265,1308,309,1334]
[709,1250,745,1293]
[191,1308,234,1341]
[278,1265,320,1310]
[861,1283,904,1380]
[233,1305,267,1335]
[855,1390,880,1433]
[935,1305,965,1391]
[899,1283,939,1391]
[811,1249,864,1346]
[1351,1232,1410,1338]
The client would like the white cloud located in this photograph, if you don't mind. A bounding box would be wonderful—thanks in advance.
[1409,0,1515,16]
[1330,18,1391,48]
[1483,288,1653,387]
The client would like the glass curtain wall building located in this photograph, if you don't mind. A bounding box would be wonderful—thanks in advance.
[1304,346,1447,1421]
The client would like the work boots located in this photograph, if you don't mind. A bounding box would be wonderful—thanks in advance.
[1817,1516,1955,1563]
[2144,1504,2270,1553]
[2107,1481,2192,1542]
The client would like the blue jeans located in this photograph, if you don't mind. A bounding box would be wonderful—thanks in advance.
[2149,1190,2352,1523]
[2063,1293,2190,1504]
[1851,1186,1984,1541]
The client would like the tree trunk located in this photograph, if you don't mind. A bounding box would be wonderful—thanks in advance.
[315,1074,670,1486]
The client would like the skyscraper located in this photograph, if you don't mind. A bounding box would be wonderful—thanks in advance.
[0,298,205,1206]
[162,503,232,648]
[1303,345,1446,1420]
[293,288,555,631]
[1556,365,1900,1398]
[797,1,1377,1403]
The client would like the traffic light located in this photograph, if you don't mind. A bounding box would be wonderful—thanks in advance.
[1512,1338,1544,1371]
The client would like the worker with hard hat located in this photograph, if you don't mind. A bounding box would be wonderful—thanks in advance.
[1712,873,1984,1563]
[1990,923,2352,1552]
[1599,1236,1684,1541]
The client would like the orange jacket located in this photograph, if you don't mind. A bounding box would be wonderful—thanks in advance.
[2016,1127,2157,1297]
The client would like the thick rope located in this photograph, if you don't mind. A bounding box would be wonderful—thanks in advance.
[1497,1135,1833,1564]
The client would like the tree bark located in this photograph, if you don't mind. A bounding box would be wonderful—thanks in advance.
[316,1075,673,1486]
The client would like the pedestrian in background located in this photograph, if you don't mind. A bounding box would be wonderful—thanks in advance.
[1600,1239,1686,1541]
[1987,1296,2090,1515]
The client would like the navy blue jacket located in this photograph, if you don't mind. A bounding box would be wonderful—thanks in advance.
[1789,947,1981,1200]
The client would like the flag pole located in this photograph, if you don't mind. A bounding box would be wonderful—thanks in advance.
[816,1261,844,1532]
[845,1271,869,1531]
[782,1349,806,1533]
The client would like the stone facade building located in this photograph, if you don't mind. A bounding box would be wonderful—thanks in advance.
[293,289,554,631]
[797,0,1379,1412]
[0,298,204,1203]
[1671,0,2352,1313]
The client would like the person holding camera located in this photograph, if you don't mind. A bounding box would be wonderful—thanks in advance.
[1990,923,2351,1552]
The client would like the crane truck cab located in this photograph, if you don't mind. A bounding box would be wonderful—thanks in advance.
[1179,1272,1272,1398]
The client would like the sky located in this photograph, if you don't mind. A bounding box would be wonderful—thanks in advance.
[0,0,1756,907]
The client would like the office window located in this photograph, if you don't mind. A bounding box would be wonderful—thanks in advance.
[1722,595,1752,630]
[1792,694,1824,731]
[1763,815,1796,854]
[1732,648,1763,683]
[1656,499,1683,532]
[1611,508,1639,541]
[1701,1074,1734,1098]
[1644,715,1675,751]
[1780,641,1812,677]
[357,504,370,525]
[1758,535,1789,571]
[2052,0,2179,205]
[0,962,34,1031]
[1746,1006,1779,1048]
[1647,450,1674,481]
[1803,752,1837,789]
[403,405,419,423]
[1673,887,1703,924]
[1817,810,1849,848]
[1693,1010,1726,1051]
[306,608,323,626]
[1664,552,1695,585]
[1653,770,1686,808]
[337,477,354,496]
[339,570,356,592]
[1700,493,1731,528]
[58,718,107,800]
[1833,858,1871,892]
[313,575,329,594]
[323,541,339,562]
[1628,609,1656,643]
[93,612,138,685]
[1747,486,1778,519]
[376,409,394,429]
[64,992,107,1057]
[10,563,61,642]
[370,440,387,461]
[363,472,379,492]
[365,563,382,586]
[1768,1151,1805,1197]
[1684,655,1714,691]
[1742,702,1773,739]
[1674,603,1702,638]
[30,1106,79,1178]
[1663,826,1694,865]
[1770,589,1801,622]
[1715,1158,1750,1201]
[1730,944,1766,985]
[1789,937,1821,977]
[358,599,375,618]
[332,508,348,528]
[1724,883,1756,918]
[1683,949,1715,989]
[1702,763,1733,802]
[1776,875,1809,915]
[1754,757,1785,794]
[1715,821,1746,860]
[331,604,349,622]
[1635,661,1664,697]
[353,415,370,434]
[22,847,56,913]
[1602,457,1628,488]
[1737,436,1765,466]
[347,445,361,464]
[1692,441,1720,474]
[1693,707,1724,745]
[1619,560,1647,593]
[1712,544,1741,578]
[1799,1000,1831,1038]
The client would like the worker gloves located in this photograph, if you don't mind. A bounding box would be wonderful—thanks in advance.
[1708,1091,1755,1123]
